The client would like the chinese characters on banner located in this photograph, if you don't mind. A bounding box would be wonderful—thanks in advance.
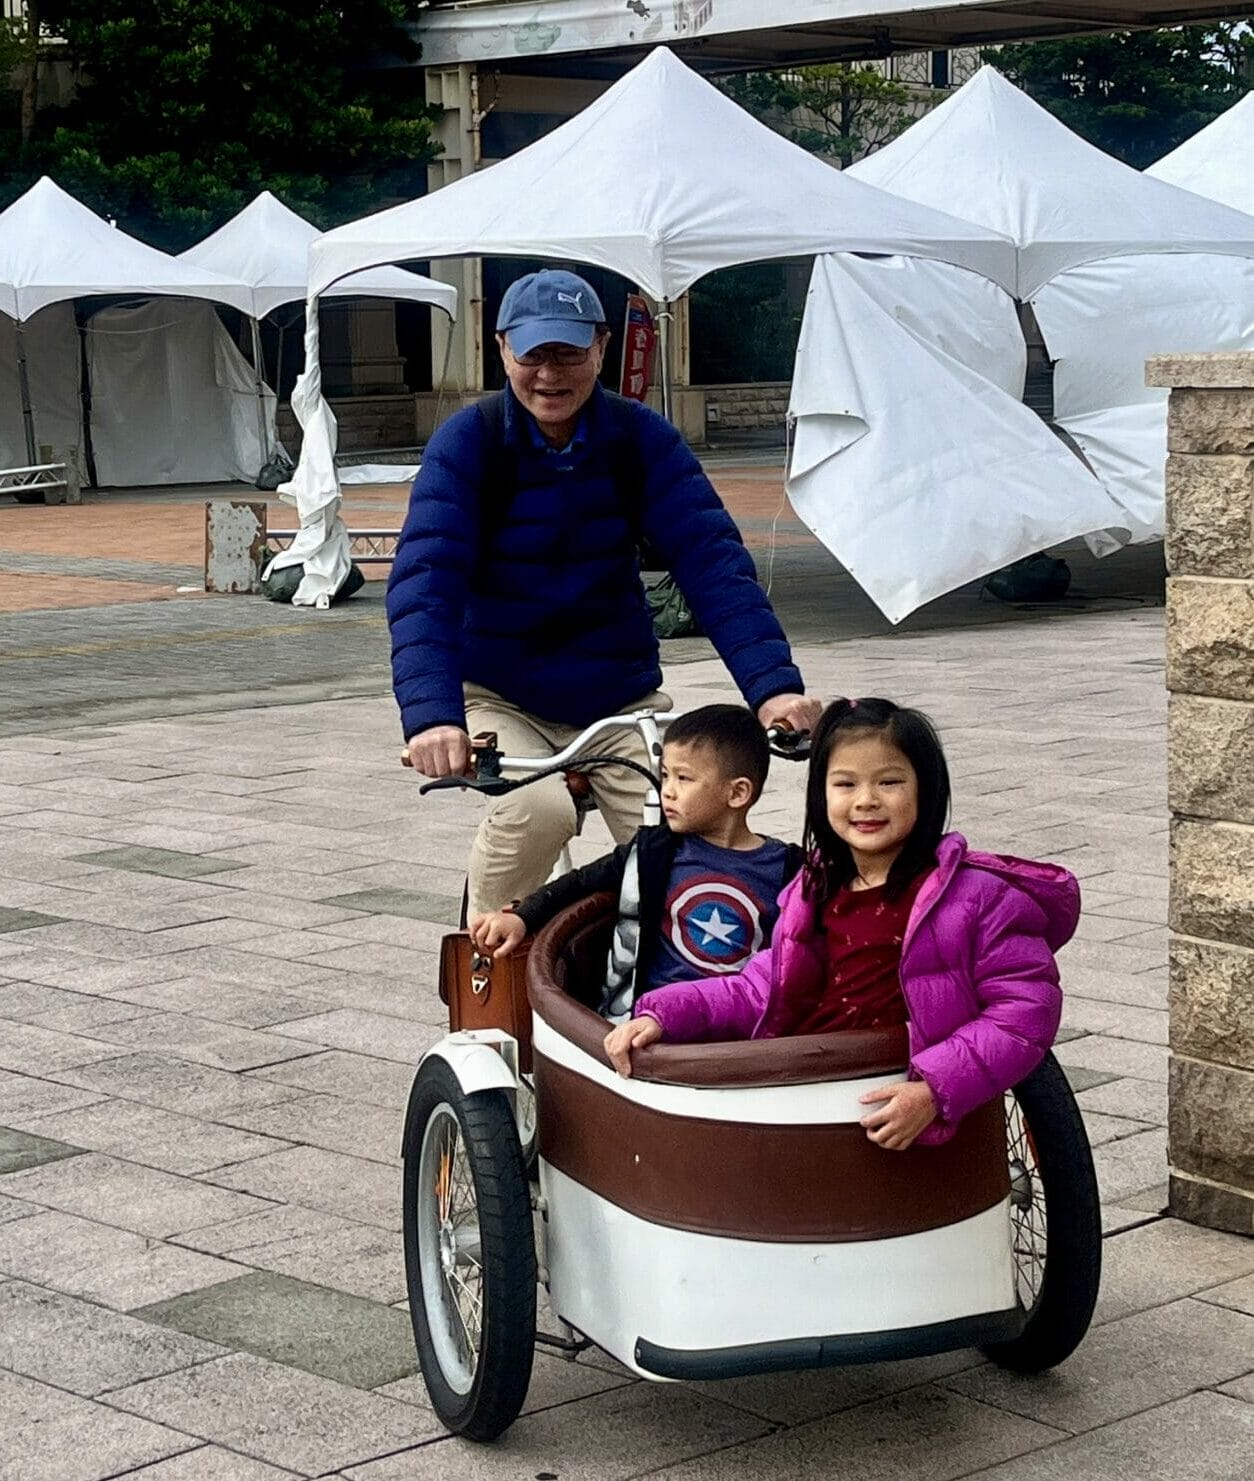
[619,294,656,402]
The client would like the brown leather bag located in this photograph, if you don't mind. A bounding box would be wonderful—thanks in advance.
[438,932,533,1072]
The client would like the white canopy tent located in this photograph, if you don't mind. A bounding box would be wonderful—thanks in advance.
[848,67,1254,549]
[849,65,1254,299]
[278,44,1017,605]
[0,177,265,484]
[180,190,458,473]
[1146,94,1254,217]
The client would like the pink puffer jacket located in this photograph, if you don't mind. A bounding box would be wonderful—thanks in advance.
[636,833,1079,1144]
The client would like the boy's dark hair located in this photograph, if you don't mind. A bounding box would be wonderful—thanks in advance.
[802,697,950,909]
[663,704,770,803]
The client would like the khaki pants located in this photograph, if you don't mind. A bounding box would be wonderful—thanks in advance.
[464,682,672,915]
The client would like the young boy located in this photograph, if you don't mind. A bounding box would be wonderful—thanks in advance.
[468,705,802,1020]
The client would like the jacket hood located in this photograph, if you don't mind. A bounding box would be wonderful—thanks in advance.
[938,833,1081,953]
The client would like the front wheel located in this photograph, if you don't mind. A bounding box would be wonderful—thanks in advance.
[402,1057,536,1439]
[983,1052,1101,1372]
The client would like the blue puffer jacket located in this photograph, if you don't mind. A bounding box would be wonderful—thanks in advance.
[387,385,803,738]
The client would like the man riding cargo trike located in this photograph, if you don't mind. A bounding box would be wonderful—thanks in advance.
[398,705,1102,1442]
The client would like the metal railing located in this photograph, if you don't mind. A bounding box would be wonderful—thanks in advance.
[266,527,401,564]
[0,461,79,505]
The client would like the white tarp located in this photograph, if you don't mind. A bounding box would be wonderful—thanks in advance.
[1033,252,1254,548]
[1147,94,1254,217]
[849,66,1254,299]
[0,176,253,322]
[832,253,1026,398]
[180,191,458,321]
[0,305,84,478]
[787,255,1126,623]
[281,45,1015,605]
[85,300,272,486]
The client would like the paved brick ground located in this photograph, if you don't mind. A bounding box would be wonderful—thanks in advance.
[1,472,1249,1479]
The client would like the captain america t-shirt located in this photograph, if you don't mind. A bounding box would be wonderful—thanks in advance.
[648,835,791,990]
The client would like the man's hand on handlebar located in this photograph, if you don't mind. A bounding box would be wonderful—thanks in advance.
[468,910,527,960]
[757,693,823,736]
[404,725,473,779]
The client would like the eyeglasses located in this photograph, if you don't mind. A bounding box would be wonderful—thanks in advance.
[510,344,595,368]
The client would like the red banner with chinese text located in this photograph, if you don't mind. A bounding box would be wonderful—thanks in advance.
[619,294,656,402]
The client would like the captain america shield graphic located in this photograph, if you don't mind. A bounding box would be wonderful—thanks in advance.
[664,874,764,971]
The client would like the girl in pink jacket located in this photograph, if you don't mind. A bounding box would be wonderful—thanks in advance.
[604,697,1079,1150]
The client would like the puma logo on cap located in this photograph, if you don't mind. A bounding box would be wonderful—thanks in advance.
[557,290,585,314]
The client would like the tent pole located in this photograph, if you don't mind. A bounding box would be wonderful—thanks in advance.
[430,307,455,438]
[14,320,37,464]
[658,298,673,424]
[249,315,270,471]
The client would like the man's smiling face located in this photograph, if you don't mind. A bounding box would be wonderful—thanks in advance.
[497,331,608,446]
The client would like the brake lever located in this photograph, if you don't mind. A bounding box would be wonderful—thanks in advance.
[766,724,810,761]
[417,775,515,797]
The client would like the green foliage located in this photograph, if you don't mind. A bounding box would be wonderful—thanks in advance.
[4,1,439,246]
[990,25,1254,168]
[721,64,934,166]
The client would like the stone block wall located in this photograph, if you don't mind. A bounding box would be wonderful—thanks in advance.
[1147,352,1254,1236]
[701,381,791,430]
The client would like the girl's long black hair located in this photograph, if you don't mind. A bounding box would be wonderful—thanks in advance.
[802,697,951,913]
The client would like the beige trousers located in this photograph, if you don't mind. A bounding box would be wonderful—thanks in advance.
[464,682,672,915]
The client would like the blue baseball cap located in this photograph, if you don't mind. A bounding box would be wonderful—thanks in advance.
[497,269,606,358]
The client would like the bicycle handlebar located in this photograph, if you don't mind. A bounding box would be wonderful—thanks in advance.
[405,711,809,800]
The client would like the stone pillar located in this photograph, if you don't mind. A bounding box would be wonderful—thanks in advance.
[425,63,485,397]
[1147,352,1254,1237]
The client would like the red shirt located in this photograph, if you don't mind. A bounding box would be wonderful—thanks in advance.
[790,877,923,1035]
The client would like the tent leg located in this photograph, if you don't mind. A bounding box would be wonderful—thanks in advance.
[658,299,673,425]
[15,321,37,465]
[249,315,271,476]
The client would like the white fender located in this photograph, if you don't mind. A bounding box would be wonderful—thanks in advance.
[422,1029,521,1097]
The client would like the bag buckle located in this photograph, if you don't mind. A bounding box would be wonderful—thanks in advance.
[471,951,491,997]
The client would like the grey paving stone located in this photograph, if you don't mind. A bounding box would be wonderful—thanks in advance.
[146,944,352,989]
[266,1009,441,1065]
[1220,1372,1254,1402]
[85,1010,317,1072]
[57,1052,308,1118]
[173,1203,355,1257]
[1059,999,1167,1045]
[28,956,189,995]
[105,1351,443,1474]
[0,1122,84,1173]
[189,1215,407,1305]
[222,1093,400,1166]
[6,983,159,1034]
[0,1368,197,1481]
[0,1190,36,1223]
[1091,1126,1168,1204]
[1059,1064,1120,1094]
[0,907,67,932]
[679,1348,986,1426]
[1078,1110,1154,1146]
[103,975,333,1030]
[202,892,370,930]
[1196,1272,1254,1318]
[296,940,442,978]
[1096,1217,1254,1325]
[19,1098,291,1176]
[967,1391,1254,1480]
[97,1447,300,1479]
[0,1067,107,1120]
[940,1297,1254,1432]
[207,1145,400,1231]
[1,1153,276,1239]
[1075,1076,1168,1124]
[135,1271,416,1389]
[0,1210,242,1309]
[378,1349,632,1417]
[1056,1035,1168,1082]
[365,1381,1054,1481]
[318,886,463,925]
[0,1019,128,1075]
[0,1279,223,1395]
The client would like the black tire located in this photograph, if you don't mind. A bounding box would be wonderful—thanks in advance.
[983,1051,1101,1372]
[13,491,44,504]
[401,1057,536,1440]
